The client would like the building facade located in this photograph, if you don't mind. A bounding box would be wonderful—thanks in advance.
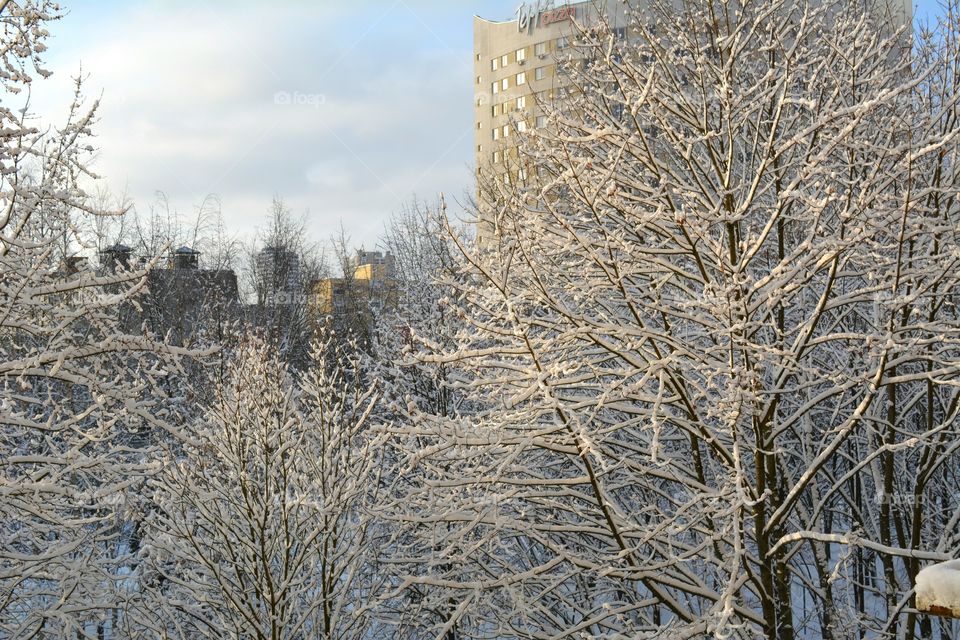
[255,246,303,305]
[473,1,628,241]
[99,244,240,346]
[473,0,911,243]
[312,250,398,320]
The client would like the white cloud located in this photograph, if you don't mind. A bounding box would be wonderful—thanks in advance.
[28,0,477,250]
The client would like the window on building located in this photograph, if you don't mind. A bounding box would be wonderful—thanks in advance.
[502,124,510,138]
[492,58,498,71]
[492,81,499,95]
[516,120,527,133]
[492,104,500,117]
[535,41,547,56]
[493,128,500,141]
[613,27,627,40]
[493,150,502,163]
[501,54,509,67]
[477,144,483,152]
[535,66,546,81]
[476,53,481,61]
[476,75,482,84]
[557,36,569,50]
[516,72,526,85]
[477,121,482,129]
[516,47,526,62]
[536,115,548,128]
[516,95,526,109]
[501,77,509,91]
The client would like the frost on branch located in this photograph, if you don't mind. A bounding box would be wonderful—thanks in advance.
[0,1,200,635]
[402,0,960,637]
[135,334,385,638]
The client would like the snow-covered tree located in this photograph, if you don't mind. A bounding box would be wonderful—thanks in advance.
[0,1,199,635]
[360,199,485,637]
[371,199,464,416]
[244,197,326,370]
[136,335,385,638]
[389,1,960,638]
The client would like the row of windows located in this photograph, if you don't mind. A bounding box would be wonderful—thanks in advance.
[491,71,525,94]
[492,120,529,140]
[489,95,527,119]
[476,28,628,72]
[481,114,550,148]
[487,66,551,94]
[480,103,630,157]
[489,38,568,74]
[491,89,556,117]
[479,29,629,87]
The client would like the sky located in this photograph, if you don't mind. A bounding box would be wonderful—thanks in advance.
[30,0,946,253]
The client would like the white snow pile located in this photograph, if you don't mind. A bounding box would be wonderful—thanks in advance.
[916,559,960,617]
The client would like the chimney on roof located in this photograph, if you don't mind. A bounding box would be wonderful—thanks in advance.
[100,244,132,273]
[172,246,200,270]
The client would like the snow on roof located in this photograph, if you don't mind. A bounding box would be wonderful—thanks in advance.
[916,559,960,617]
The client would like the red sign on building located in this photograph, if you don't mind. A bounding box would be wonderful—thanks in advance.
[542,6,576,27]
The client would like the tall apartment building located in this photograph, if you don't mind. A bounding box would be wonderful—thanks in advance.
[474,1,628,241]
[473,0,911,243]
[256,246,302,305]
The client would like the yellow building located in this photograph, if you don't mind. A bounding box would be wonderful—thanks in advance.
[311,250,398,320]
